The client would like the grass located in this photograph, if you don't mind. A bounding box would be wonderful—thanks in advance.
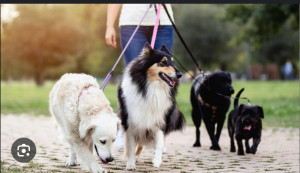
[1,161,43,173]
[1,80,299,127]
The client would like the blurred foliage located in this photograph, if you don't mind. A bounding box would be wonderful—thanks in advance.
[2,5,86,85]
[225,4,299,45]
[172,5,242,72]
[1,4,123,85]
[1,4,299,85]
[224,4,299,69]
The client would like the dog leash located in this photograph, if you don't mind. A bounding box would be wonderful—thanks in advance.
[162,4,252,105]
[100,4,153,90]
[162,4,204,75]
[150,4,161,48]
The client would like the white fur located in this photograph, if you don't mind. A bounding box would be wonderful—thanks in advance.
[121,68,173,170]
[49,73,120,173]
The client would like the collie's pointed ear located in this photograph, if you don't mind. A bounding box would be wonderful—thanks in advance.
[160,44,172,55]
[79,119,95,139]
[144,42,152,50]
[141,42,153,57]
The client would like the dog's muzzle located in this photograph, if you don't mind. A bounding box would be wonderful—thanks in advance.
[176,71,182,79]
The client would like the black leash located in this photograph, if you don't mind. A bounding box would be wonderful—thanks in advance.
[163,4,252,105]
[173,54,251,104]
[162,4,203,73]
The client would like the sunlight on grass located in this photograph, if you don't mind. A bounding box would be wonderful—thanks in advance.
[1,80,299,127]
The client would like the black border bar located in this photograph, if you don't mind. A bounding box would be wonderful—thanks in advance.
[1,0,300,4]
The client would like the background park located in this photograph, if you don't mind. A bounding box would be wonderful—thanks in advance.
[1,4,299,173]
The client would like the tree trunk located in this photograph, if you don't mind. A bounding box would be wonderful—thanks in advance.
[35,71,44,86]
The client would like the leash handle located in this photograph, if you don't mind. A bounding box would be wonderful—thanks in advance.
[100,4,152,90]
[151,4,161,48]
[162,4,202,73]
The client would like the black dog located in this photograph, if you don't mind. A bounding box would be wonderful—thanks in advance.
[228,88,264,155]
[191,71,234,150]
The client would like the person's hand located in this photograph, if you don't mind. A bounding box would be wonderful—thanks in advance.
[105,27,117,48]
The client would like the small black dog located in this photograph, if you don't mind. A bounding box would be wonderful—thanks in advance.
[228,88,264,155]
[191,71,234,150]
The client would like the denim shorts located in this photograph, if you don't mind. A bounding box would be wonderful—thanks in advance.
[120,25,174,66]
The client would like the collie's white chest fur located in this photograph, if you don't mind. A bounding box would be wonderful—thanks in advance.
[121,72,172,131]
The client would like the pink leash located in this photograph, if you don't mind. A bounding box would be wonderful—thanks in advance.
[150,4,162,48]
[101,4,161,90]
[100,4,152,90]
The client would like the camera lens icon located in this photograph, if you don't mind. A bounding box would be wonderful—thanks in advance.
[11,138,36,163]
[17,144,31,157]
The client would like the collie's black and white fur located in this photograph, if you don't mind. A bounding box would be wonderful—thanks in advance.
[118,43,185,170]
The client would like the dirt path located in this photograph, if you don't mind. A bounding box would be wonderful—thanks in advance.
[1,114,299,173]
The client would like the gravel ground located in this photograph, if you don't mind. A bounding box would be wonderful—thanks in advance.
[1,114,299,173]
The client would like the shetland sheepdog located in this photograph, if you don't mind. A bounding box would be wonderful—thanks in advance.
[117,43,185,170]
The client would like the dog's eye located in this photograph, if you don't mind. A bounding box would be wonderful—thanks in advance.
[100,140,106,144]
[112,139,116,142]
[159,61,167,66]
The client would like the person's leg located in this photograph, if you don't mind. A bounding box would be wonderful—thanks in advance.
[120,26,149,65]
[153,25,174,52]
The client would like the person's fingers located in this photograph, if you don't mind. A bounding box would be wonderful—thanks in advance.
[105,28,117,48]
[105,33,113,46]
[112,34,117,48]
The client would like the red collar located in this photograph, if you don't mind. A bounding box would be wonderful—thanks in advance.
[78,85,93,103]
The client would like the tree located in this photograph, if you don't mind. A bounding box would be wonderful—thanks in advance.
[172,5,240,72]
[2,5,86,85]
[224,4,299,74]
[225,4,299,48]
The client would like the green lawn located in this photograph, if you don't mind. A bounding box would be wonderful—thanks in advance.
[1,80,299,127]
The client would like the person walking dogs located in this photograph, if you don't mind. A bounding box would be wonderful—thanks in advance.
[105,4,175,65]
[105,4,175,149]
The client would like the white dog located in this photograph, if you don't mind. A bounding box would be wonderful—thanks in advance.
[49,73,120,173]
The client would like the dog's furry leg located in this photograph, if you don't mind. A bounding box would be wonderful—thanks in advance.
[135,144,143,162]
[228,128,236,152]
[245,139,251,153]
[89,142,93,153]
[203,117,220,150]
[235,135,245,155]
[66,144,77,166]
[191,87,202,147]
[250,137,261,154]
[72,141,107,173]
[228,117,236,152]
[152,130,164,168]
[215,115,225,142]
[192,107,201,147]
[126,132,136,170]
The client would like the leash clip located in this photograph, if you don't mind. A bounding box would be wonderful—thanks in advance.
[247,99,251,105]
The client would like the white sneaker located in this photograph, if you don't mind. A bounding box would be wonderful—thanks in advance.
[115,127,124,148]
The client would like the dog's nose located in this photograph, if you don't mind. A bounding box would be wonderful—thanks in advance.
[106,157,114,162]
[230,88,234,94]
[176,71,182,79]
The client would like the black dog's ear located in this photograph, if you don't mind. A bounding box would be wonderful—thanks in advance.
[226,72,232,81]
[160,44,172,55]
[256,106,264,119]
[238,104,245,115]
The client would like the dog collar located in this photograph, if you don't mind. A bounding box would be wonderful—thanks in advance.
[78,84,94,103]
[198,95,217,119]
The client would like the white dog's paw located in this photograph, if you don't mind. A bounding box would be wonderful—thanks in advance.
[152,157,162,168]
[90,164,107,173]
[81,164,89,171]
[126,162,136,171]
[65,158,77,166]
